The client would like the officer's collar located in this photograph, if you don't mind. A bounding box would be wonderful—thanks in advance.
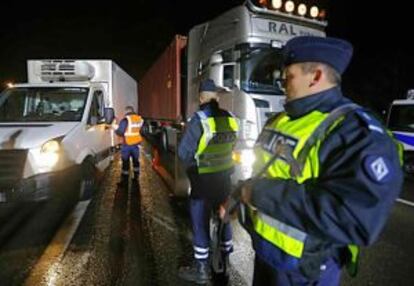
[200,100,219,110]
[284,86,349,118]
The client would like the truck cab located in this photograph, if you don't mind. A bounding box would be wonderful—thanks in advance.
[0,60,137,202]
[186,0,326,181]
[139,0,327,196]
[387,90,414,177]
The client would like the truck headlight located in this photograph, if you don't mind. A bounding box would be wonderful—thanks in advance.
[233,149,256,167]
[39,140,60,167]
[240,119,258,142]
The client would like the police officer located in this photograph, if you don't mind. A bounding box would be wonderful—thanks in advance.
[240,36,404,285]
[114,105,143,182]
[178,79,239,284]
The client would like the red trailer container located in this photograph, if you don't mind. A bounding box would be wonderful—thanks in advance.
[138,35,187,122]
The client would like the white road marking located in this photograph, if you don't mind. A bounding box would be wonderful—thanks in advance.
[397,198,414,207]
[24,200,91,286]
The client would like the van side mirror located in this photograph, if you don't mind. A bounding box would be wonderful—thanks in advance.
[104,107,115,124]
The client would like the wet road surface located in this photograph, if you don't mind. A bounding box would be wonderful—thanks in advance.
[0,149,413,285]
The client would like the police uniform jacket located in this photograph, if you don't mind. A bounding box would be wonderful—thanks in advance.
[178,100,235,200]
[250,86,403,264]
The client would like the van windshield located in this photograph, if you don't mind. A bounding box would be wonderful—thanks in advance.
[388,104,414,132]
[0,87,88,122]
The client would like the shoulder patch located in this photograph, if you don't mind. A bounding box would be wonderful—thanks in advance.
[363,155,391,183]
[354,109,384,134]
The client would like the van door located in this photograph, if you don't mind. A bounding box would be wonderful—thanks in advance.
[86,89,112,171]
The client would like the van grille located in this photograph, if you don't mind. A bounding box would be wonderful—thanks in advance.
[0,150,27,188]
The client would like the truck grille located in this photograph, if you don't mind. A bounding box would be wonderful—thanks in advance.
[0,150,27,188]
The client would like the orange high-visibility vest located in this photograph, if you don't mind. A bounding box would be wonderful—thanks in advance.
[124,114,143,145]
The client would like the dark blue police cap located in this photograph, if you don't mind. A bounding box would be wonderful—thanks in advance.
[199,79,218,92]
[282,36,353,75]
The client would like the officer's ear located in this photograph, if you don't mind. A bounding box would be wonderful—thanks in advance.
[309,68,323,87]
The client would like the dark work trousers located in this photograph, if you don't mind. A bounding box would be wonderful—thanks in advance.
[190,198,233,262]
[121,144,140,176]
[253,255,342,286]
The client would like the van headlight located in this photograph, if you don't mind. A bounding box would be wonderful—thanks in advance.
[39,140,60,167]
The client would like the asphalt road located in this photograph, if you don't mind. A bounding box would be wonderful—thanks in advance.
[0,151,413,286]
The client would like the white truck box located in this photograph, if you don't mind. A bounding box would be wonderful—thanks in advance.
[0,59,137,202]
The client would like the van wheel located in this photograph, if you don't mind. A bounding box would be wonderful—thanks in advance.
[79,160,96,201]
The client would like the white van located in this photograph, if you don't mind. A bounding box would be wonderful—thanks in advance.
[0,60,137,202]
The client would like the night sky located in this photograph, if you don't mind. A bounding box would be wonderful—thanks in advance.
[0,0,412,115]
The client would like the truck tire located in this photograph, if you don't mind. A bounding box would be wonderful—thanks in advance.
[78,159,97,201]
[141,121,149,136]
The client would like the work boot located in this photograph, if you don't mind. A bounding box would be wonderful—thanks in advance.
[178,260,210,285]
[133,172,139,181]
[212,254,230,285]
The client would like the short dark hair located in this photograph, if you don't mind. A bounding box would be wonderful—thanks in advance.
[299,62,341,85]
[125,106,134,113]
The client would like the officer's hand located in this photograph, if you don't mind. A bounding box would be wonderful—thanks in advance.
[218,199,229,220]
[241,179,254,205]
[112,118,119,130]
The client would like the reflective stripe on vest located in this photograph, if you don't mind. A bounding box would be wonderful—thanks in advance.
[125,114,143,145]
[195,110,239,174]
[249,206,307,258]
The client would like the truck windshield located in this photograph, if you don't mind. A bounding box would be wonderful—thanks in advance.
[388,104,414,132]
[240,47,284,95]
[0,87,88,122]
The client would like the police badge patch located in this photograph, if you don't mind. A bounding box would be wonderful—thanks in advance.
[363,155,391,183]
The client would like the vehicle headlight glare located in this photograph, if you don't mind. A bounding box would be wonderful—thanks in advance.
[41,140,60,153]
[233,149,256,166]
[40,140,60,167]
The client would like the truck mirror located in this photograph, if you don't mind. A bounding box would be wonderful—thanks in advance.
[104,107,115,124]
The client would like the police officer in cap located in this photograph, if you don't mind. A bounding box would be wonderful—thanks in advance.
[240,36,404,285]
[178,79,239,284]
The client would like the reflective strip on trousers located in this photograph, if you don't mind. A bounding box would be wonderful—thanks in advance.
[194,246,209,253]
[249,207,307,258]
[220,240,233,252]
[195,253,209,260]
[194,246,209,260]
